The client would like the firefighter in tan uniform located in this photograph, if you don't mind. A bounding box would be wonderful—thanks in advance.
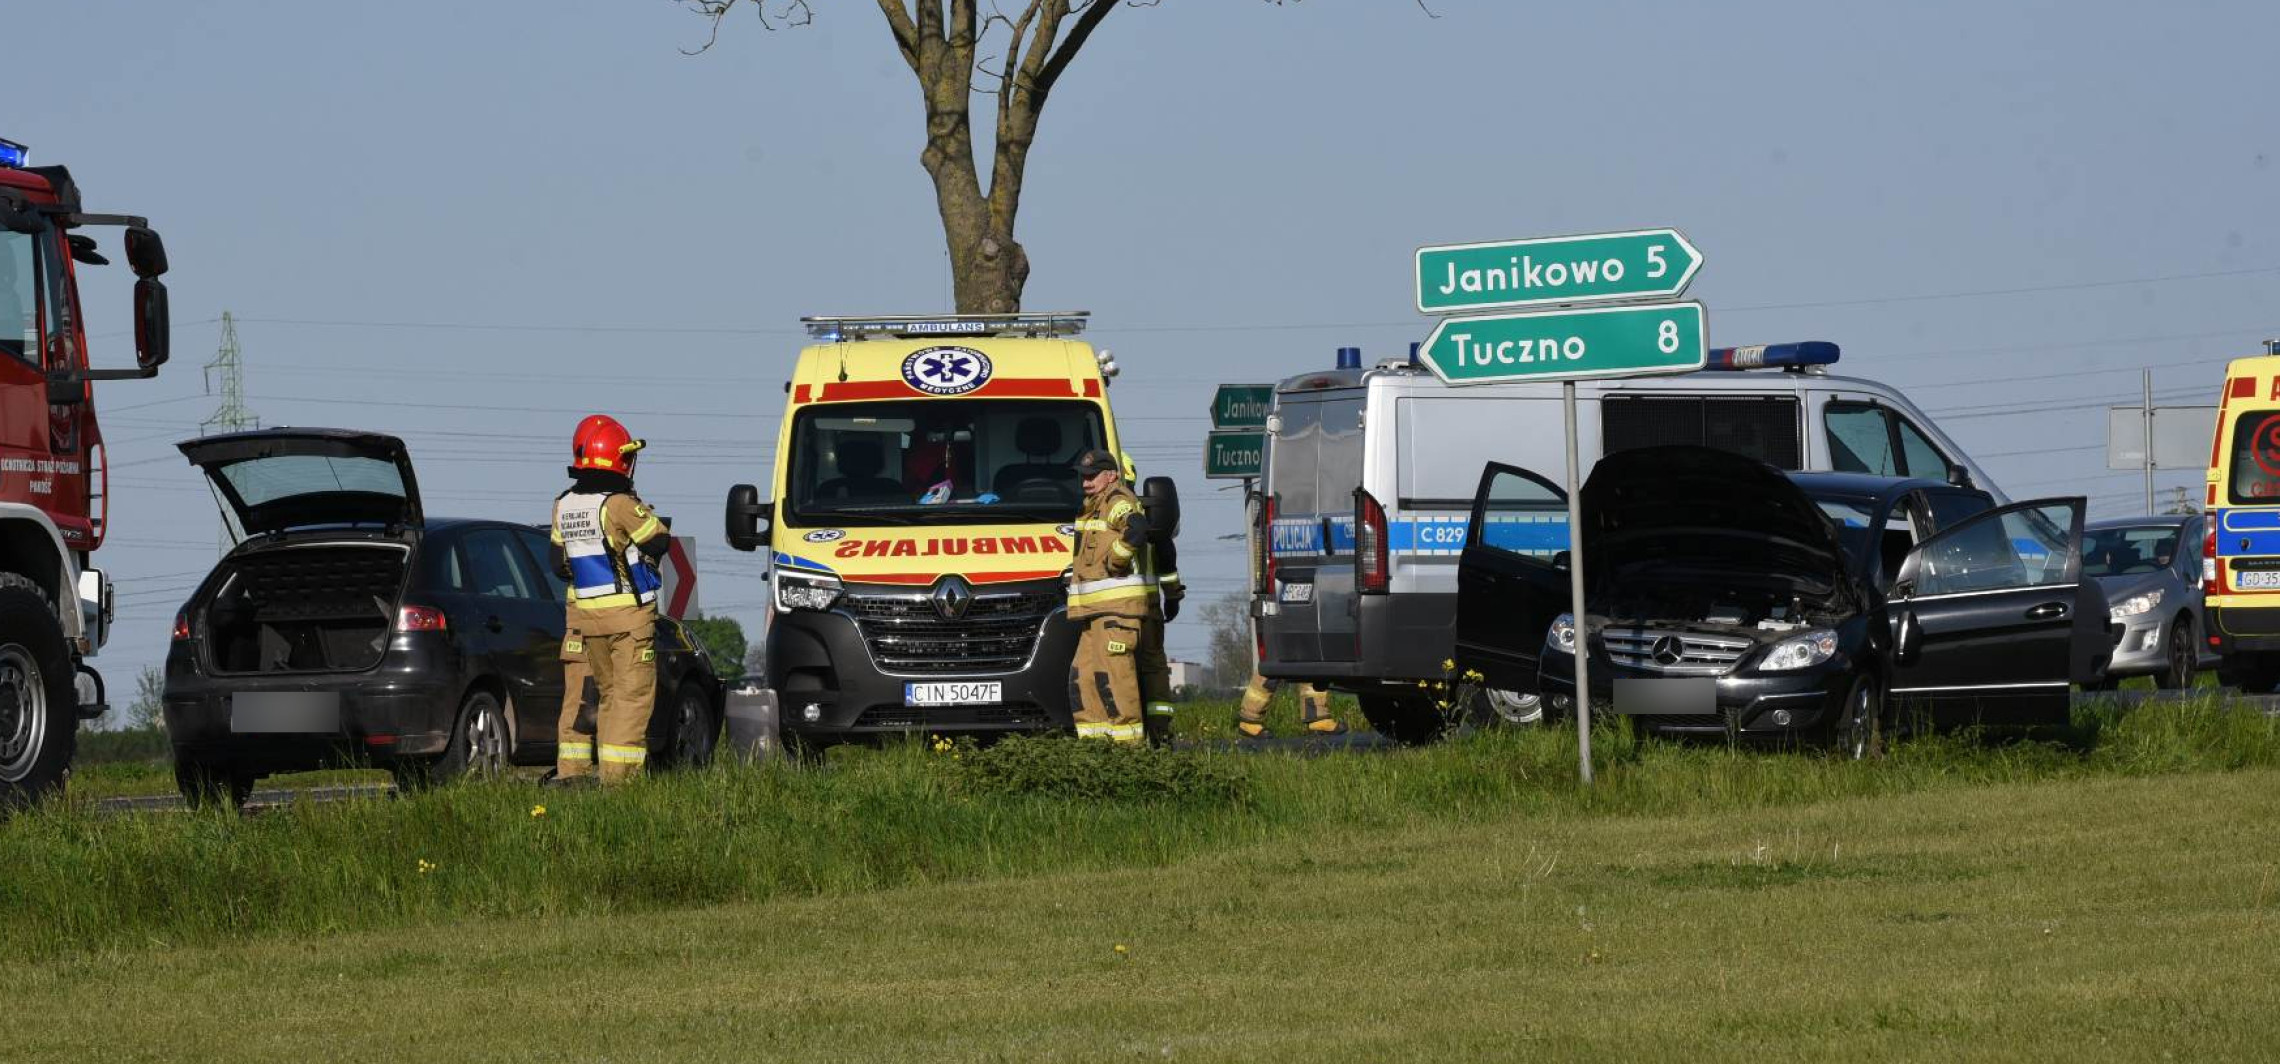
[550,414,673,784]
[1067,449,1150,743]
[1235,487,1343,738]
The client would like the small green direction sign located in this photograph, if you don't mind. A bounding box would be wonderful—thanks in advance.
[1204,429,1265,479]
[1417,302,1707,386]
[1415,228,1702,315]
[1210,383,1274,429]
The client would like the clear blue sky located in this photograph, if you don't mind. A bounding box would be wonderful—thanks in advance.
[13,0,2277,705]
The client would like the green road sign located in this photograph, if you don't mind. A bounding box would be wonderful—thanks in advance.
[1415,228,1702,314]
[1210,383,1274,429]
[1417,302,1706,386]
[1204,429,1265,479]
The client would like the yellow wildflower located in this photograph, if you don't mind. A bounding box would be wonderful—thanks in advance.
[530,804,547,819]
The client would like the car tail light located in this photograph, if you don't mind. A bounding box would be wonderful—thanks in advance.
[171,610,190,641]
[1254,495,1276,595]
[395,604,448,632]
[2205,525,2220,594]
[1355,489,1389,594]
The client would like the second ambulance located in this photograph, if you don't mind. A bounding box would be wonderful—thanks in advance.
[725,314,1120,758]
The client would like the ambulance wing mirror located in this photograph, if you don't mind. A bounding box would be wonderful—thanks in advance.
[724,483,770,553]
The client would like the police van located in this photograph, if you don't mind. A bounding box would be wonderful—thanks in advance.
[723,313,1167,759]
[1251,341,2005,741]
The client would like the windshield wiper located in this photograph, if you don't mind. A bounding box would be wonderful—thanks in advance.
[796,507,920,526]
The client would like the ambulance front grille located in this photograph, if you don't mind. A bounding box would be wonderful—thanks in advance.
[842,591,1061,674]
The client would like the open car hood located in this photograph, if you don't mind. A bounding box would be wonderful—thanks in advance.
[1580,445,1854,609]
[177,428,422,538]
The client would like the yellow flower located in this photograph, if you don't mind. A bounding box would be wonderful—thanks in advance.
[417,859,437,875]
[1113,944,1129,956]
[530,804,547,819]
[1441,658,1456,672]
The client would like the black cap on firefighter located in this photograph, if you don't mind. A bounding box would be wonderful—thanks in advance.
[1073,449,1120,476]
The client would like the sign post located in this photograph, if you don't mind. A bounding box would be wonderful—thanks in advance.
[1413,227,1705,786]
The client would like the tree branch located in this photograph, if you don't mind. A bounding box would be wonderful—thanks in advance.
[1033,0,1117,101]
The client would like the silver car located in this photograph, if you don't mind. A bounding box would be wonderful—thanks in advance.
[2084,515,2215,689]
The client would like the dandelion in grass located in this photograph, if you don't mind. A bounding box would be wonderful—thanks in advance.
[417,859,438,875]
[1114,943,1129,957]
[530,804,547,819]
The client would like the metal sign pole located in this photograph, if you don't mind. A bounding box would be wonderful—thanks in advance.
[2142,369,2155,514]
[1564,380,1592,785]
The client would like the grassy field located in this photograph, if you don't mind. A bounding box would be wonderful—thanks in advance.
[7,695,2277,1058]
[7,766,2276,1061]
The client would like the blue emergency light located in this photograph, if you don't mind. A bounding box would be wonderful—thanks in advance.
[1706,341,1840,371]
[0,138,27,169]
[1335,346,1363,370]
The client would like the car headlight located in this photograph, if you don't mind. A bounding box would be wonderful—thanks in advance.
[774,571,843,612]
[1759,629,1839,672]
[2109,589,2163,621]
[1546,613,1577,655]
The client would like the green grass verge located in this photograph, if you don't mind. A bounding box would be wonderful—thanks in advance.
[4,694,2276,963]
[7,766,2276,1061]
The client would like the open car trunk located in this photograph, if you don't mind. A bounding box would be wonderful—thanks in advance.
[200,543,410,676]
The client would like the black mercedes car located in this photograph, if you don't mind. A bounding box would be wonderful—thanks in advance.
[161,429,722,805]
[1454,446,2106,756]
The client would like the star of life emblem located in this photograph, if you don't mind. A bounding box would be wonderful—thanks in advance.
[901,346,994,396]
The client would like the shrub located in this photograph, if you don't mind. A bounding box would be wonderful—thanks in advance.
[942,734,1250,806]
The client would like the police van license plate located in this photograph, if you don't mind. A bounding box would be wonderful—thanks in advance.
[1279,581,1313,604]
[2239,570,2280,590]
[905,682,1002,707]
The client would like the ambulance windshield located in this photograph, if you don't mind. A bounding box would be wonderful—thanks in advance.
[786,399,1108,526]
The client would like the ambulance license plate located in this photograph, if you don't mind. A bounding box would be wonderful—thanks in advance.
[904,682,1002,707]
[2239,570,2280,589]
[1280,581,1314,604]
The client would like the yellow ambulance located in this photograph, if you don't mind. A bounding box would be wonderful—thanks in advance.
[724,313,1140,758]
[2205,345,2280,691]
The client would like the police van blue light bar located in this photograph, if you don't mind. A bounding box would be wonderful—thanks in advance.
[1706,341,1840,370]
[0,138,27,169]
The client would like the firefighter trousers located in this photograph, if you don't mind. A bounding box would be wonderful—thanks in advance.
[555,650,598,779]
[1239,672,1332,724]
[1073,615,1144,742]
[583,627,657,783]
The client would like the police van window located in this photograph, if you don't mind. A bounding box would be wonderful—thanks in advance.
[786,399,1105,525]
[1602,396,1801,469]
[461,528,539,600]
[1825,403,1900,475]
[1267,399,1324,514]
[1894,417,1950,479]
[1315,398,1365,514]
[2228,410,2280,505]
[0,230,36,366]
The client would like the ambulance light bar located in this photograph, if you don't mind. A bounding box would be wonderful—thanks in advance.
[803,312,1089,341]
[0,138,27,169]
[1706,341,1840,371]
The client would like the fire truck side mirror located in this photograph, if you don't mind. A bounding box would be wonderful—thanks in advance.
[133,276,169,371]
[724,483,770,553]
[124,227,168,278]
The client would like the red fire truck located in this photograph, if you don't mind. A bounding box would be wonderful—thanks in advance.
[0,136,172,804]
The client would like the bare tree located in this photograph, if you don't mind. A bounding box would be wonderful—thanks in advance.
[679,0,1298,313]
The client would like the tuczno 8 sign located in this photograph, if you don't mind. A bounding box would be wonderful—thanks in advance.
[1416,302,1707,386]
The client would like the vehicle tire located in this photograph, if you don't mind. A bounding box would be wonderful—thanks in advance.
[0,573,79,809]
[1358,693,1446,746]
[661,681,718,770]
[425,688,511,785]
[2156,615,2198,691]
[1822,676,1883,761]
[174,758,257,810]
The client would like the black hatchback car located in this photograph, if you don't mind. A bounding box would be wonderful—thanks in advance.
[162,429,722,804]
[1455,446,2106,756]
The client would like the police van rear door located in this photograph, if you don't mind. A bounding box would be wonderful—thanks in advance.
[1262,392,1365,665]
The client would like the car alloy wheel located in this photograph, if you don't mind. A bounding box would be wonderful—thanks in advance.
[673,684,713,767]
[0,644,48,782]
[1483,689,1544,726]
[464,700,508,777]
[2163,621,2196,690]
[1836,679,1880,761]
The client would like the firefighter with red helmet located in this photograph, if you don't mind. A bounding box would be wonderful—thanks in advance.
[549,415,672,784]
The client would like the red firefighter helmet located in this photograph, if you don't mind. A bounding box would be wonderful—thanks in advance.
[570,414,646,472]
